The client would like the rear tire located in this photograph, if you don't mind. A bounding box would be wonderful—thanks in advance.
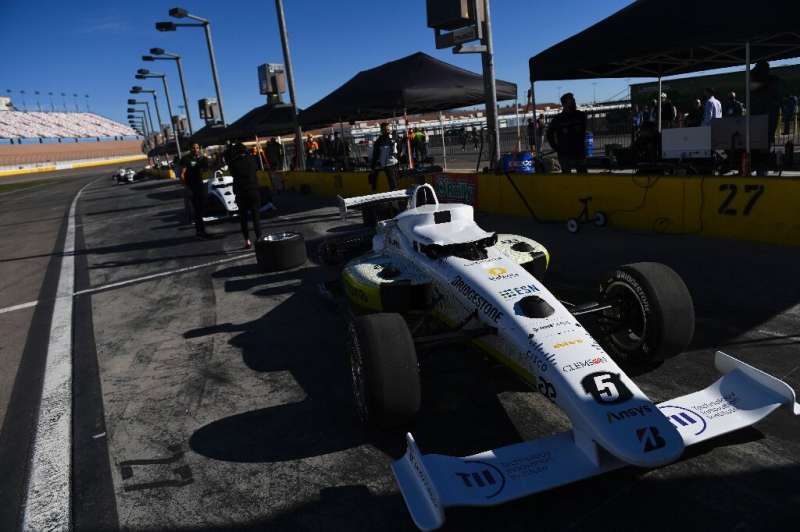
[348,313,420,427]
[593,211,607,227]
[255,232,307,272]
[599,262,694,363]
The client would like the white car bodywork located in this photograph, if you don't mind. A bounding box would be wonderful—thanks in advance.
[339,185,799,531]
[203,170,239,222]
[113,168,136,184]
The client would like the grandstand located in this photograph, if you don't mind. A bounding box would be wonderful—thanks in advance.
[0,111,136,141]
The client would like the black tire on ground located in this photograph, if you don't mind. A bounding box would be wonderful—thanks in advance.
[255,232,307,272]
[599,262,694,364]
[348,313,420,427]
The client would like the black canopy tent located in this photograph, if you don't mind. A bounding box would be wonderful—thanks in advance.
[527,0,800,154]
[224,103,298,140]
[189,104,299,147]
[300,52,518,127]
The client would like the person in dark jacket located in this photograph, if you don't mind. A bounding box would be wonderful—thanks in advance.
[546,93,587,173]
[227,143,262,249]
[180,143,211,238]
[368,123,399,191]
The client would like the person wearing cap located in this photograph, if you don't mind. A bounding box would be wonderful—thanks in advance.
[723,91,744,117]
[368,122,399,191]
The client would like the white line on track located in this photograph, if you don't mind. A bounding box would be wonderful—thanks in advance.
[73,252,253,296]
[21,180,92,531]
[0,300,38,315]
[0,252,255,317]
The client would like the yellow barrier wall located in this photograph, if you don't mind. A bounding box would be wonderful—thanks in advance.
[280,171,800,247]
[0,154,147,178]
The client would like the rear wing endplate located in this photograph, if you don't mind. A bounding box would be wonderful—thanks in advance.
[337,189,411,221]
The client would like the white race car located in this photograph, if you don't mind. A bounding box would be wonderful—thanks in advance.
[203,169,239,222]
[113,167,136,184]
[332,184,798,531]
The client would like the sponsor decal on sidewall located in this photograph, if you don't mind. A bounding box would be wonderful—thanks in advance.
[450,276,504,323]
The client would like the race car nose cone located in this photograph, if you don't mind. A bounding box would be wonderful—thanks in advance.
[517,295,555,318]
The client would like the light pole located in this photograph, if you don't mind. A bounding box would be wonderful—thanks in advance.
[274,0,305,170]
[34,91,41,112]
[73,93,79,112]
[128,98,155,135]
[131,86,164,132]
[143,48,194,134]
[85,94,90,112]
[136,69,181,158]
[592,82,597,105]
[20,90,27,110]
[60,92,67,111]
[48,92,55,111]
[128,111,149,137]
[157,7,226,126]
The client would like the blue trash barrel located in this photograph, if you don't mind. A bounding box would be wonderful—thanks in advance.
[515,151,534,173]
[585,132,594,157]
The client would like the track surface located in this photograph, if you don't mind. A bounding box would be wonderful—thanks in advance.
[0,164,798,531]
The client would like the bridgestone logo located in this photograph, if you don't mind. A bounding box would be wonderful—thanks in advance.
[451,276,503,323]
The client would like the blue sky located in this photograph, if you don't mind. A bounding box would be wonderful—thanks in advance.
[0,0,780,128]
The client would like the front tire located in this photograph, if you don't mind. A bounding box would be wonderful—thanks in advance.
[599,262,694,363]
[566,218,580,233]
[347,313,420,427]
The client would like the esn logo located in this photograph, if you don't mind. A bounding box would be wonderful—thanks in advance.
[581,372,632,405]
[636,426,666,452]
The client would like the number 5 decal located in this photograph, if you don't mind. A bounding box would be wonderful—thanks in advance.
[581,372,633,405]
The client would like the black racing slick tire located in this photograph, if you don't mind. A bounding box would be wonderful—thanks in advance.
[599,262,694,364]
[348,313,420,428]
[255,232,307,272]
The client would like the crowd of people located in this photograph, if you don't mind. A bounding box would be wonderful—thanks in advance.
[178,142,276,249]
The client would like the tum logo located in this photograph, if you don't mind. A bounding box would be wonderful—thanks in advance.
[659,405,708,437]
[455,461,506,499]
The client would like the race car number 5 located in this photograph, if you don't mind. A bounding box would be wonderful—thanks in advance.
[718,184,765,216]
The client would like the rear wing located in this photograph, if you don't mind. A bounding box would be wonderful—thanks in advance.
[337,189,411,221]
[392,351,799,531]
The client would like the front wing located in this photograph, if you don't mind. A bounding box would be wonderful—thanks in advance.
[392,352,799,531]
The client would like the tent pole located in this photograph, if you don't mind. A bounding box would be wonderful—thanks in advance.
[530,81,541,155]
[657,76,662,133]
[439,111,448,171]
[404,106,414,170]
[745,41,751,170]
[515,96,521,152]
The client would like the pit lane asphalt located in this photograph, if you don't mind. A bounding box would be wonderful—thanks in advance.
[1,168,798,531]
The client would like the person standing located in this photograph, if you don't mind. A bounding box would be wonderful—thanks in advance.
[702,88,722,126]
[546,92,587,173]
[332,131,351,170]
[180,143,211,238]
[227,143,262,249]
[266,137,284,171]
[527,119,536,151]
[368,122,399,191]
[723,91,744,117]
